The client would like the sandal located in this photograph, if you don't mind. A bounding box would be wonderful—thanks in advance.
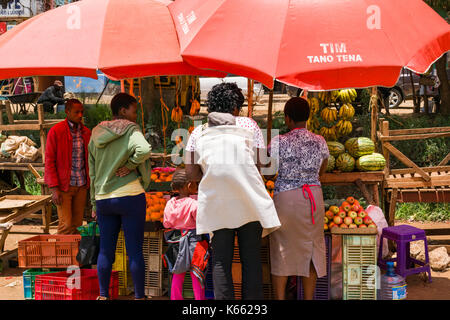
[96,296,109,300]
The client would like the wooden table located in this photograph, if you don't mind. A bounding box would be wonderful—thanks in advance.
[320,171,385,206]
[0,195,52,253]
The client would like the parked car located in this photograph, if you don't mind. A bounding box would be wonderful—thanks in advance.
[199,76,265,104]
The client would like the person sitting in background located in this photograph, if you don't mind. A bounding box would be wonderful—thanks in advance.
[44,99,91,235]
[89,93,152,300]
[37,80,65,113]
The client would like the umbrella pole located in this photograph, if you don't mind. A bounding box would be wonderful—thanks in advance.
[267,89,274,144]
[371,86,378,143]
[120,80,125,93]
[247,78,254,118]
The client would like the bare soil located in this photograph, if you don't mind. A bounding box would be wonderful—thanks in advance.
[0,220,448,300]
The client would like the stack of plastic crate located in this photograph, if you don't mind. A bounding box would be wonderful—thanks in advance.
[342,232,378,300]
[112,231,134,296]
[34,269,119,300]
[19,234,81,300]
[143,230,168,297]
[297,233,332,300]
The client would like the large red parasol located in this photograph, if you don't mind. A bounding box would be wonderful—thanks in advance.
[0,0,223,80]
[169,0,450,90]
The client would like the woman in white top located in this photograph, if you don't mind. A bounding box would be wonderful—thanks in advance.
[185,82,280,300]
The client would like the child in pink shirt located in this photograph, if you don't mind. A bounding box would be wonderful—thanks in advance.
[163,169,205,300]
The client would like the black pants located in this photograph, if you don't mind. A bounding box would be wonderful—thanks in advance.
[42,102,55,113]
[211,221,263,300]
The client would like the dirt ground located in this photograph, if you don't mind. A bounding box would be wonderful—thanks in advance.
[0,220,448,300]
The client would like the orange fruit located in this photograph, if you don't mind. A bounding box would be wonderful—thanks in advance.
[266,181,275,190]
[156,192,164,198]
[166,176,172,182]
[150,174,158,181]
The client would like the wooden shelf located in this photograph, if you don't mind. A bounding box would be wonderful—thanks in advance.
[320,171,385,185]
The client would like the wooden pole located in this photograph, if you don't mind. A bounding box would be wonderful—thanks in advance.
[120,80,125,93]
[381,121,390,180]
[247,79,254,118]
[371,87,378,143]
[409,70,419,112]
[267,89,274,144]
[37,104,46,164]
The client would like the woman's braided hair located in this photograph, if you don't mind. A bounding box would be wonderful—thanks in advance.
[206,82,245,114]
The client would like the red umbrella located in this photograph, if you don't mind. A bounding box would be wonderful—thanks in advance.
[0,0,223,80]
[169,0,450,90]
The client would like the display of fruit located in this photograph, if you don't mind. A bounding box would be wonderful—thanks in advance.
[338,103,355,121]
[150,167,176,183]
[336,153,356,172]
[338,89,357,104]
[319,126,337,141]
[356,153,386,171]
[171,106,183,123]
[321,107,337,125]
[335,119,353,136]
[346,137,375,158]
[344,137,358,151]
[324,197,377,231]
[190,99,201,116]
[326,155,335,172]
[307,115,321,132]
[329,206,340,215]
[327,141,345,158]
[265,180,275,198]
[307,97,320,114]
[145,192,169,222]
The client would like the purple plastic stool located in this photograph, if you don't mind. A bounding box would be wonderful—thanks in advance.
[378,225,432,283]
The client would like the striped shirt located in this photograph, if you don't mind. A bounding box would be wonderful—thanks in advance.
[68,121,87,187]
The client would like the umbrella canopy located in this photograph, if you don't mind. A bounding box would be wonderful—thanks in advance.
[169,0,450,90]
[0,0,223,80]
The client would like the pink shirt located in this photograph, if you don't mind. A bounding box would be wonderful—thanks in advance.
[163,196,198,230]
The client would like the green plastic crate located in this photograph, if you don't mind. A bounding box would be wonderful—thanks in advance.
[23,268,62,300]
[342,234,378,300]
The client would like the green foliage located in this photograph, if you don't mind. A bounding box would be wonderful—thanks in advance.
[396,203,450,222]
[12,172,42,196]
[83,104,112,130]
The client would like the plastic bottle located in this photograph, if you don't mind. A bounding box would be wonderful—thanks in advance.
[380,262,407,300]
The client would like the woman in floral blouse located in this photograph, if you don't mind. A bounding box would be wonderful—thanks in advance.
[268,97,329,300]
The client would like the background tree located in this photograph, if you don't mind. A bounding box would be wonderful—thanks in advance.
[424,0,449,115]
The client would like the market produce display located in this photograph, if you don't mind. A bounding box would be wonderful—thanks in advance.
[356,153,387,171]
[189,99,201,116]
[145,192,168,222]
[262,174,277,198]
[171,106,183,123]
[326,137,386,172]
[150,167,176,183]
[324,197,376,230]
[307,89,357,142]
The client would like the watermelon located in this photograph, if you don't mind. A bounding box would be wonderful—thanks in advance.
[344,137,357,151]
[327,141,345,158]
[326,155,336,172]
[336,153,356,172]
[346,137,375,158]
[357,153,386,171]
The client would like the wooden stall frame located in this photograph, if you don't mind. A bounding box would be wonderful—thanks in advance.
[378,120,450,226]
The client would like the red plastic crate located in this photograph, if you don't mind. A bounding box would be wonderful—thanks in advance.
[18,235,81,268]
[34,269,119,300]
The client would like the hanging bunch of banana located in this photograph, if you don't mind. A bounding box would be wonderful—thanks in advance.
[318,91,332,105]
[171,106,183,123]
[319,126,337,141]
[320,107,337,125]
[307,116,320,132]
[331,90,340,102]
[338,103,355,121]
[338,89,357,104]
[336,119,353,136]
[307,97,320,115]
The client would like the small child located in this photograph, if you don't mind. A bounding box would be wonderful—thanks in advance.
[163,169,206,300]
